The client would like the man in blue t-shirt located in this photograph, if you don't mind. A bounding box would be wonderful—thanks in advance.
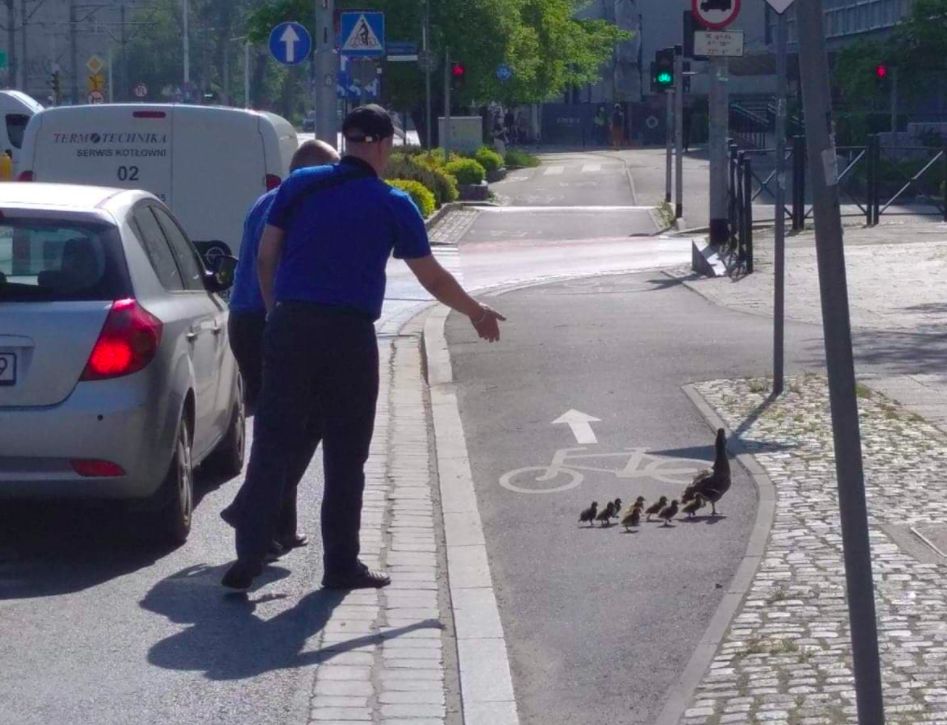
[222,104,505,591]
[223,139,339,553]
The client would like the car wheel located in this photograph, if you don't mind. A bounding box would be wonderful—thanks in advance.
[157,417,194,546]
[206,381,246,478]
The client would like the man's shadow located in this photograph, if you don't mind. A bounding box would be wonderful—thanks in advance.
[142,564,441,680]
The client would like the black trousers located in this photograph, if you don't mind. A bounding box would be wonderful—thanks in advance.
[233,302,378,577]
[228,311,266,412]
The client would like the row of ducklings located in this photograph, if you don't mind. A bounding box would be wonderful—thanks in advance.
[578,495,707,529]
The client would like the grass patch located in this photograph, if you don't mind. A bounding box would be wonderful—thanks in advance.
[504,148,541,168]
[748,379,770,394]
[855,383,874,399]
[656,201,675,229]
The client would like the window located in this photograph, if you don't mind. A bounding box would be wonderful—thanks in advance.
[132,206,184,291]
[151,206,206,292]
[5,114,29,150]
[0,220,129,302]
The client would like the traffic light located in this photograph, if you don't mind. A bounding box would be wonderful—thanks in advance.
[651,48,674,92]
[48,70,62,105]
[874,63,888,80]
[450,62,466,92]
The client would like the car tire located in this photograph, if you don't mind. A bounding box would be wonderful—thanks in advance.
[206,382,246,479]
[156,416,194,546]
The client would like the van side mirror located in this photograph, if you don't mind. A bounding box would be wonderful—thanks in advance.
[205,254,237,293]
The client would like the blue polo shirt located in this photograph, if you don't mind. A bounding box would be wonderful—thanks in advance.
[266,157,432,321]
[228,188,276,314]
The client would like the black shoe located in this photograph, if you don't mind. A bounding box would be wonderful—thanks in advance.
[219,505,238,529]
[276,533,309,550]
[322,565,391,590]
[265,540,287,562]
[221,559,263,591]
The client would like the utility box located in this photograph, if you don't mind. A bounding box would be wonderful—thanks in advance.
[438,116,483,153]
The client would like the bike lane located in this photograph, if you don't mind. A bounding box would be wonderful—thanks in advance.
[444,272,822,724]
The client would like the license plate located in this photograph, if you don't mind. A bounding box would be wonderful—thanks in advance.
[0,352,16,385]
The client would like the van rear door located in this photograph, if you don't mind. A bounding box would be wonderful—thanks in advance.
[27,106,173,205]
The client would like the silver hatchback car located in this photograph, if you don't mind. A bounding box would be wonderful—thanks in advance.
[0,183,245,544]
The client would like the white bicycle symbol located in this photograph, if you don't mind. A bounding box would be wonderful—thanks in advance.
[499,447,707,495]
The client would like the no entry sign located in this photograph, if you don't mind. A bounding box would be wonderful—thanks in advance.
[692,0,741,30]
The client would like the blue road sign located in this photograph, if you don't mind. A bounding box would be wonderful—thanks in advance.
[340,12,385,57]
[387,41,417,57]
[496,63,513,82]
[269,22,312,66]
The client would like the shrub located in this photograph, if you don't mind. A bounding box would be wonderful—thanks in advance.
[388,179,436,218]
[384,154,457,206]
[504,148,541,168]
[472,146,504,174]
[424,148,462,167]
[445,158,486,185]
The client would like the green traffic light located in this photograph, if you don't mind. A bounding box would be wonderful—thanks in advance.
[656,71,673,86]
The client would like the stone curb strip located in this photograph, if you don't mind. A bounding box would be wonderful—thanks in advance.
[422,305,520,725]
[654,385,778,725]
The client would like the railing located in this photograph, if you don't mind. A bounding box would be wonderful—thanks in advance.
[725,143,754,277]
[729,104,769,149]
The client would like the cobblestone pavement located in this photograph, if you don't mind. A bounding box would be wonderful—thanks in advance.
[429,209,479,245]
[306,334,460,725]
[686,374,947,725]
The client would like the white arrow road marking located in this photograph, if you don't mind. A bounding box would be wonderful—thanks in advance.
[281,25,301,63]
[552,409,601,444]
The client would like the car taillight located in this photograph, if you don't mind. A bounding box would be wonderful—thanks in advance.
[265,173,281,190]
[71,459,126,477]
[81,298,163,381]
[17,170,33,181]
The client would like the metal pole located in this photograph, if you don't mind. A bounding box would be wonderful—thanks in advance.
[182,0,190,87]
[443,46,451,156]
[674,45,684,219]
[244,42,250,109]
[69,0,79,104]
[120,4,127,102]
[423,0,432,149]
[19,0,26,93]
[665,90,673,203]
[773,10,788,395]
[708,57,729,243]
[5,0,16,90]
[314,0,339,147]
[890,66,898,133]
[796,0,886,719]
[108,46,113,101]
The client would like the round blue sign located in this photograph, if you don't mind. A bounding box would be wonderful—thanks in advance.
[269,22,312,66]
[496,63,513,82]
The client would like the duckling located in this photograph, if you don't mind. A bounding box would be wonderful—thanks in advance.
[682,494,705,518]
[620,505,642,531]
[645,496,668,522]
[610,498,622,520]
[578,501,598,527]
[658,499,679,527]
[595,501,615,527]
[621,495,645,516]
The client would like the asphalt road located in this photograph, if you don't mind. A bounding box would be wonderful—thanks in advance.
[444,273,821,724]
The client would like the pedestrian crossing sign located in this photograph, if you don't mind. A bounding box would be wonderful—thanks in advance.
[340,12,385,57]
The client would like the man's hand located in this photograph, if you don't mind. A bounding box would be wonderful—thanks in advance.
[470,304,506,342]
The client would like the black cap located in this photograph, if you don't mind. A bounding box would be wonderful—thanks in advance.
[342,104,397,143]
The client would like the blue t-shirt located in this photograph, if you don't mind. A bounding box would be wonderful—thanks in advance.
[266,157,432,321]
[228,188,277,313]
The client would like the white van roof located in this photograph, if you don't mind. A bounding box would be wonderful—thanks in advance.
[0,90,44,115]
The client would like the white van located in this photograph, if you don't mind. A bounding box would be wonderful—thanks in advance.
[0,90,43,166]
[17,104,298,257]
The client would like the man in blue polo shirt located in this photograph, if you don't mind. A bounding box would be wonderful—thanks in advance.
[224,139,339,553]
[222,104,505,591]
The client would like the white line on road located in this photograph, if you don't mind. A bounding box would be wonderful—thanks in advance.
[581,163,602,174]
[478,206,657,213]
[543,166,565,176]
[552,409,600,444]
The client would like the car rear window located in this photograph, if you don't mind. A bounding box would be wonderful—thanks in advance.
[0,218,131,302]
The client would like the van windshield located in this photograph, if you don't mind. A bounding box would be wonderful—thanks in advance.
[5,114,29,149]
[0,219,131,302]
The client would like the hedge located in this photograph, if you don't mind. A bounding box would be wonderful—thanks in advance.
[444,158,486,186]
[385,154,458,207]
[388,179,436,218]
[472,146,503,174]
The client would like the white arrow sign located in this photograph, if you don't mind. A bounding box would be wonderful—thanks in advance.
[552,409,601,445]
[280,24,301,64]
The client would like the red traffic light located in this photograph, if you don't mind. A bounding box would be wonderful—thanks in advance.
[451,62,466,77]
[874,64,888,79]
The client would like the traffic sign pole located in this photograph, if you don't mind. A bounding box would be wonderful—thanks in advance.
[708,58,729,244]
[314,0,339,148]
[665,90,673,204]
[795,0,886,719]
[674,45,684,219]
[773,6,788,395]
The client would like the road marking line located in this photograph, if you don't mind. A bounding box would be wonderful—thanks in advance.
[543,165,565,176]
[581,163,602,174]
[552,409,600,444]
[478,205,656,213]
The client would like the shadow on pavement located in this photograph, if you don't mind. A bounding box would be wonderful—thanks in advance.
[143,565,442,680]
[850,328,947,379]
[0,469,237,599]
